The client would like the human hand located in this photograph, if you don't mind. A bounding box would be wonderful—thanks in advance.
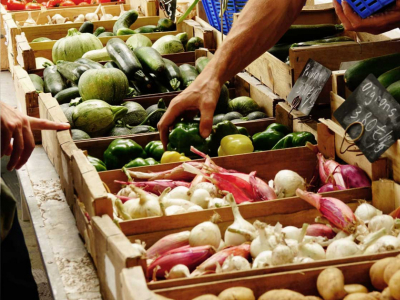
[334,0,400,34]
[1,102,70,171]
[157,74,222,149]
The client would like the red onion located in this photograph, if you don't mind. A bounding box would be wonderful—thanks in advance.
[306,224,336,239]
[341,165,371,188]
[317,183,345,193]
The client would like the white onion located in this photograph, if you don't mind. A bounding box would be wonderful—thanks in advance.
[221,255,251,273]
[251,221,276,258]
[298,242,326,260]
[188,182,218,198]
[189,213,221,248]
[293,256,314,264]
[167,186,190,200]
[162,198,196,210]
[354,203,381,223]
[285,239,299,257]
[190,189,210,208]
[282,226,301,240]
[165,264,190,279]
[368,215,394,233]
[271,244,294,266]
[187,205,203,213]
[165,205,186,216]
[123,186,162,219]
[207,197,229,208]
[326,239,361,259]
[252,251,272,269]
[364,235,400,254]
[273,170,306,198]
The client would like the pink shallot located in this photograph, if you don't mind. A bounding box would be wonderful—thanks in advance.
[115,180,190,196]
[317,153,347,188]
[146,231,190,260]
[306,224,336,239]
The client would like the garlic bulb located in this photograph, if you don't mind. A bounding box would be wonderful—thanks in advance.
[368,215,394,233]
[131,240,146,257]
[252,251,272,269]
[74,14,85,23]
[221,255,251,273]
[165,205,186,216]
[100,6,113,21]
[165,264,190,279]
[354,203,382,223]
[85,4,101,22]
[52,14,67,24]
[24,12,37,26]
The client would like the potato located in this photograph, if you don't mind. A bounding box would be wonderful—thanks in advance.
[317,268,347,300]
[368,291,381,300]
[370,258,395,290]
[381,288,395,300]
[258,289,306,300]
[389,270,400,300]
[191,295,219,300]
[344,284,368,294]
[384,258,400,285]
[304,297,323,300]
[343,293,376,300]
[218,287,255,300]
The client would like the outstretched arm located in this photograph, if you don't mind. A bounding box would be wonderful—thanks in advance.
[158,0,306,148]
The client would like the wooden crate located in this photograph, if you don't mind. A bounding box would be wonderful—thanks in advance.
[121,257,400,300]
[330,70,400,184]
[15,19,213,71]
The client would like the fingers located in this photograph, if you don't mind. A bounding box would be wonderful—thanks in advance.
[342,0,363,29]
[7,126,24,171]
[29,117,70,130]
[14,123,35,170]
[199,100,217,139]
[333,0,354,30]
[158,99,185,150]
[5,143,13,156]
[1,129,12,157]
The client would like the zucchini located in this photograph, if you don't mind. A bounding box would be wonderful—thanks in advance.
[79,21,94,34]
[130,125,156,134]
[116,28,136,36]
[163,58,182,90]
[195,56,210,73]
[75,58,104,69]
[291,36,354,48]
[345,53,400,91]
[378,66,400,88]
[98,32,115,38]
[268,43,292,62]
[133,25,159,34]
[246,111,267,120]
[213,114,225,125]
[54,87,80,104]
[387,80,400,103]
[43,65,67,96]
[94,27,106,37]
[176,32,188,49]
[31,37,51,43]
[223,112,243,121]
[56,61,91,84]
[179,64,199,88]
[134,47,165,75]
[149,73,170,93]
[113,10,139,35]
[105,61,119,69]
[29,74,44,93]
[278,24,344,44]
[82,47,111,62]
[157,18,176,31]
[186,37,204,51]
[106,38,143,80]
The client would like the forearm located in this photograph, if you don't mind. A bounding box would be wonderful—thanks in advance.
[200,0,306,86]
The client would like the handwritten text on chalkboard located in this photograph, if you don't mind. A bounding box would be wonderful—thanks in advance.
[160,0,176,20]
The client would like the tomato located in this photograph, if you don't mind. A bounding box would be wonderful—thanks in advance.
[45,0,61,7]
[90,0,110,4]
[71,0,85,4]
[78,1,89,4]
[6,0,26,10]
[60,0,75,5]
[25,0,42,9]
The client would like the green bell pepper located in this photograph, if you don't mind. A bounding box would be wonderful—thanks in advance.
[272,131,317,150]
[236,126,249,136]
[252,123,290,151]
[87,155,107,172]
[144,141,165,161]
[206,120,239,156]
[104,138,146,170]
[124,157,159,168]
[167,122,208,157]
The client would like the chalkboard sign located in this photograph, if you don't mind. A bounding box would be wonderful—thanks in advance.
[287,59,332,115]
[160,0,177,20]
[333,74,400,163]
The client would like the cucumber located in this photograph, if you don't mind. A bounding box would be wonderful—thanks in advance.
[133,47,165,75]
[116,28,136,36]
[345,53,400,91]
[195,56,210,73]
[79,21,94,34]
[246,111,267,120]
[106,38,143,81]
[213,114,225,125]
[75,58,104,69]
[163,58,181,90]
[268,43,292,62]
[148,73,170,93]
[176,32,188,49]
[179,64,199,88]
[54,86,80,104]
[29,74,44,93]
[378,66,400,88]
[130,125,156,134]
[82,47,111,62]
[56,61,91,84]
[387,80,400,103]
[291,36,354,48]
[113,10,139,35]
[31,37,52,42]
[157,18,176,31]
[94,27,106,37]
[105,61,119,68]
[223,111,243,121]
[133,25,159,34]
[43,65,67,96]
[278,24,344,44]
[98,32,115,38]
[122,102,147,125]
[186,37,204,51]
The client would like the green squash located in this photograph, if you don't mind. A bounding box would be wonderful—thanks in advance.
[78,69,129,105]
[229,96,260,115]
[52,28,103,63]
[126,34,152,50]
[152,35,184,55]
[72,100,127,137]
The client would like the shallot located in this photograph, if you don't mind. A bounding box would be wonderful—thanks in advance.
[147,231,190,259]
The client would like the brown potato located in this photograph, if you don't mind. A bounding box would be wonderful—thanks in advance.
[258,289,306,300]
[384,259,400,285]
[389,270,400,300]
[317,268,347,300]
[368,291,381,300]
[304,297,323,300]
[218,287,255,300]
[370,257,396,290]
[344,284,368,294]
[343,293,376,300]
[381,288,395,300]
[191,295,220,300]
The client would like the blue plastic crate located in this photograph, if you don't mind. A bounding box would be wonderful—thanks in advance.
[336,0,395,18]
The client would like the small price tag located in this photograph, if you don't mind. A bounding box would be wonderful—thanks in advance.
[333,74,400,163]
[160,0,177,20]
[287,59,332,115]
